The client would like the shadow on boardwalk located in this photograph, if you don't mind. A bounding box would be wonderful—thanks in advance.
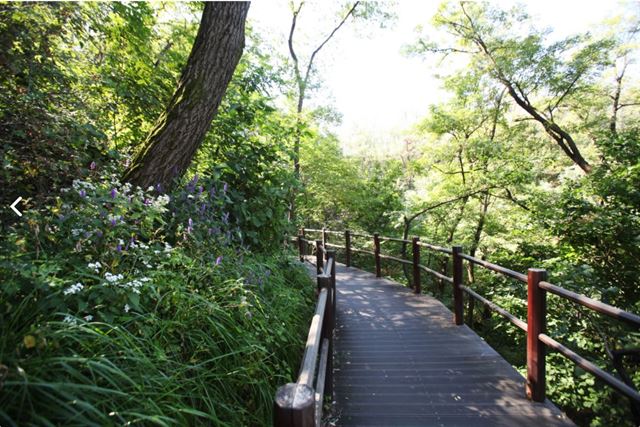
[321,262,575,427]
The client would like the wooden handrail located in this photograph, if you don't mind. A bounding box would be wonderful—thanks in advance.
[539,281,640,328]
[461,285,528,332]
[539,333,640,404]
[379,236,411,243]
[459,253,527,282]
[417,241,452,254]
[293,226,640,417]
[297,289,328,387]
[275,247,336,427]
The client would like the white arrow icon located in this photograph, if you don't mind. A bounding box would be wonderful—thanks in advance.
[10,197,23,217]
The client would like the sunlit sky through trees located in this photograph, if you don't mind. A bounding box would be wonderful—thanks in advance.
[249,0,639,155]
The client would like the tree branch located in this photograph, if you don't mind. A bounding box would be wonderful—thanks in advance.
[302,2,360,89]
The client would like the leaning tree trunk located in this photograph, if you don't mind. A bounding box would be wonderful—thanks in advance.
[123,2,250,190]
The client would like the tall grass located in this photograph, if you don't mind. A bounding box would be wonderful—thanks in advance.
[0,253,314,426]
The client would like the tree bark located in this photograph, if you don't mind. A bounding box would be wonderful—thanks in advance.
[123,2,250,189]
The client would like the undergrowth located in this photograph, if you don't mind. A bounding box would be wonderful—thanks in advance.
[0,166,314,426]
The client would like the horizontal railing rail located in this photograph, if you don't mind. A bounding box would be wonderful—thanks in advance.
[274,240,336,427]
[290,226,640,421]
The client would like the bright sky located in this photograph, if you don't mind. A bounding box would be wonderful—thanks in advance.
[248,1,638,155]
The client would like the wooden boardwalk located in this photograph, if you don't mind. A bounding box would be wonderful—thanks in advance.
[328,263,574,427]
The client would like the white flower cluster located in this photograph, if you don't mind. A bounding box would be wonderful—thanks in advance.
[84,315,93,322]
[63,315,78,325]
[129,240,149,250]
[124,304,131,313]
[121,277,151,294]
[121,182,132,194]
[105,272,124,283]
[63,282,84,295]
[71,228,83,237]
[152,194,171,209]
[71,180,96,191]
[88,261,102,273]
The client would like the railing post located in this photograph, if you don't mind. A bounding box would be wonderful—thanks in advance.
[527,268,547,402]
[322,228,328,260]
[330,251,336,326]
[412,236,420,294]
[316,240,322,275]
[374,233,381,278]
[325,250,337,399]
[452,245,464,325]
[345,230,351,267]
[274,383,315,427]
[297,230,304,262]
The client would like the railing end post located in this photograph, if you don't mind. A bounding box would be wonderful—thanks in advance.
[274,383,315,427]
[527,268,547,403]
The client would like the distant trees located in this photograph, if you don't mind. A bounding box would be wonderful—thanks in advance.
[123,2,250,190]
[415,2,618,174]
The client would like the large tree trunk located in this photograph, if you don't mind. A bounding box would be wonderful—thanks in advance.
[123,2,250,189]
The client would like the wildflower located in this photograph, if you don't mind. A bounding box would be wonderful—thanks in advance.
[155,183,162,193]
[83,315,93,322]
[90,161,96,170]
[215,255,223,266]
[223,182,228,193]
[152,194,170,209]
[63,315,78,325]
[79,189,86,198]
[198,185,204,195]
[124,304,130,313]
[110,188,117,199]
[63,282,84,295]
[88,261,102,273]
[116,244,122,252]
[105,272,123,283]
[96,230,103,238]
[23,335,37,349]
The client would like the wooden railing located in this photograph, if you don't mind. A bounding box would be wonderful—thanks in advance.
[293,227,640,421]
[273,241,336,427]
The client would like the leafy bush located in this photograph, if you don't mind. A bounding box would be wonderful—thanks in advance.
[0,169,314,426]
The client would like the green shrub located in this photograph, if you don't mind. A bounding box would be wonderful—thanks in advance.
[0,171,314,426]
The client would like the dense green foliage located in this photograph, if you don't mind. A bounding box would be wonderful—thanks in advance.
[1,1,639,426]
[0,3,313,425]
[0,173,314,425]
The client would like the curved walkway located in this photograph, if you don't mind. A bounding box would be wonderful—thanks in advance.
[330,263,574,427]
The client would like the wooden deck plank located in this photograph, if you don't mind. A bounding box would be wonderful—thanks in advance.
[325,262,575,427]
